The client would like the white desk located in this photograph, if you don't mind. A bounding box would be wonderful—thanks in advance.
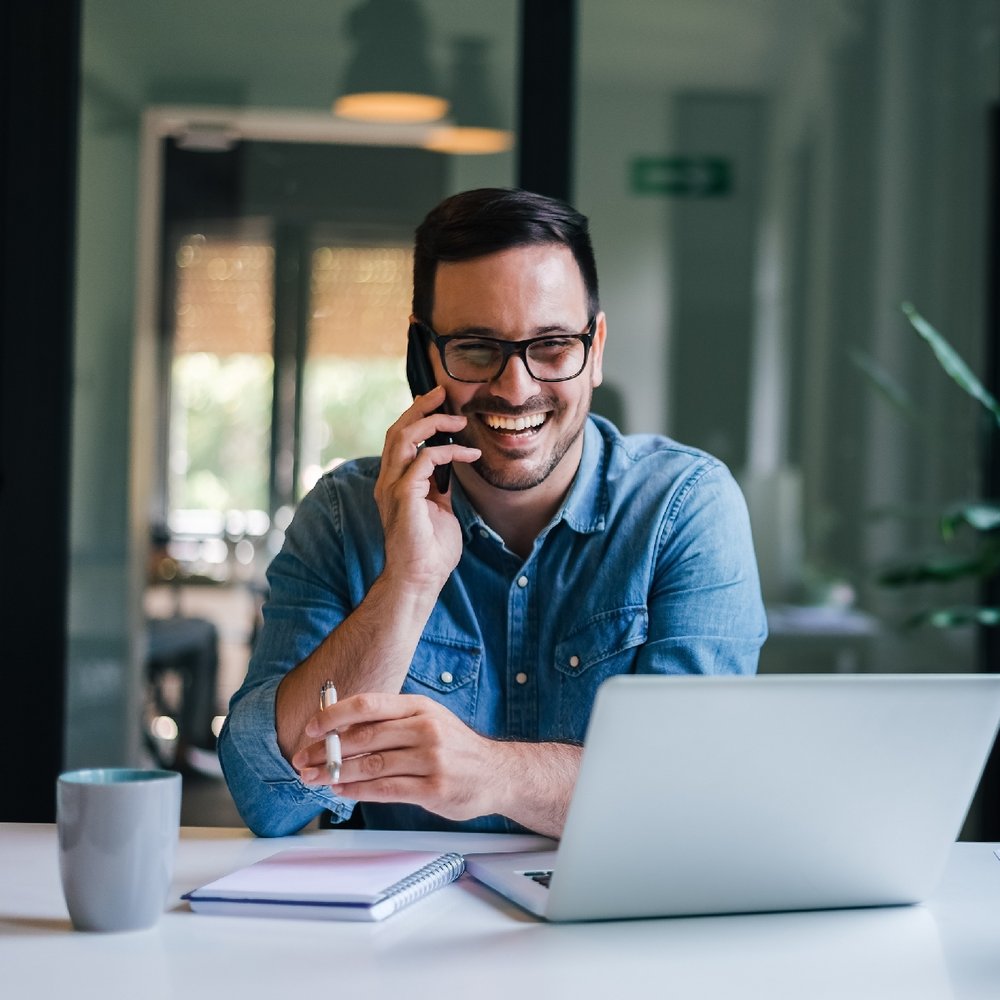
[3,823,999,999]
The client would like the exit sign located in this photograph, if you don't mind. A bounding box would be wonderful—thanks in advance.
[630,156,732,197]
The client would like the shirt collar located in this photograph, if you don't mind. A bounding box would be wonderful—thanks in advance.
[452,415,609,541]
[559,416,609,534]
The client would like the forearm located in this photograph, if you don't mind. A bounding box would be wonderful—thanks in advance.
[489,740,583,839]
[275,572,438,763]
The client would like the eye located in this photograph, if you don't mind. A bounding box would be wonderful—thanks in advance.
[527,337,577,360]
[448,340,501,368]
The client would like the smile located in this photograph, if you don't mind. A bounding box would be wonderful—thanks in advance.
[481,412,548,433]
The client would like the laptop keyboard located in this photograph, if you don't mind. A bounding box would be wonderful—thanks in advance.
[522,870,553,888]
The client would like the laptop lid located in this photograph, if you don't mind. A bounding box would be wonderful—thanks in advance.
[466,673,1000,921]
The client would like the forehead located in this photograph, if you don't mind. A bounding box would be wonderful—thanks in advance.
[431,244,588,330]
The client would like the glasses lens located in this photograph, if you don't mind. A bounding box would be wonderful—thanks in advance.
[444,340,505,381]
[524,337,587,380]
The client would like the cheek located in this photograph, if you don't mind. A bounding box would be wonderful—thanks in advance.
[446,387,477,415]
[558,385,591,417]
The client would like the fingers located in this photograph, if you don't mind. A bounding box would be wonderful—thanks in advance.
[305,692,423,738]
[383,389,480,472]
[406,440,482,487]
[293,693,425,774]
[292,693,492,821]
[385,389,463,457]
[293,694,444,782]
[297,743,430,789]
[294,716,440,788]
[375,394,479,528]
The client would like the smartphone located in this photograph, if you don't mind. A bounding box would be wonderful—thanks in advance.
[406,323,453,493]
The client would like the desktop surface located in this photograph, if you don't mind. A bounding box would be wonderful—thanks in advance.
[2,823,999,1000]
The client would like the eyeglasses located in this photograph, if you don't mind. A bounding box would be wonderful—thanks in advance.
[414,317,597,383]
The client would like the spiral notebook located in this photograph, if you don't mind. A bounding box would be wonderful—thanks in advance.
[182,848,465,922]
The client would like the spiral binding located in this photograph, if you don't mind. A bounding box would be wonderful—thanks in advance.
[378,852,466,913]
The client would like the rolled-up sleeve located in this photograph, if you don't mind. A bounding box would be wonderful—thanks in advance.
[217,676,345,837]
[217,476,364,837]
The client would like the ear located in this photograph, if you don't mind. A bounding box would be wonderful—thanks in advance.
[589,312,607,388]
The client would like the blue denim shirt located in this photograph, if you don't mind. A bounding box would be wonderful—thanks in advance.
[219,416,766,836]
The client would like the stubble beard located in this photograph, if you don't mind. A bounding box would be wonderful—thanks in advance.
[458,387,592,492]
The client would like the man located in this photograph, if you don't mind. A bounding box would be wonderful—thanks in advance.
[219,188,766,838]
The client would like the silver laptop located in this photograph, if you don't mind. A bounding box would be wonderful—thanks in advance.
[465,673,1000,921]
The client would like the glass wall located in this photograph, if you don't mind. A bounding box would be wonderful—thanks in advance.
[575,0,999,674]
[71,0,518,771]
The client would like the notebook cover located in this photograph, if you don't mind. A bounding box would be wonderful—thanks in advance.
[182,848,465,922]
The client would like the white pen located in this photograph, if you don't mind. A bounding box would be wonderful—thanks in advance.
[319,680,342,783]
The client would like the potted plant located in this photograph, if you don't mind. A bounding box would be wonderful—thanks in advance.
[853,304,1000,628]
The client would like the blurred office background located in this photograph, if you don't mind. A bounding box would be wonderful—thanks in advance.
[2,1,998,830]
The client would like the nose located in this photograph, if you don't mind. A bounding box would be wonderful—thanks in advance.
[489,353,539,405]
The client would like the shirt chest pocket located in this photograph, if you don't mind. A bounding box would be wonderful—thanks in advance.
[554,605,648,739]
[403,634,482,725]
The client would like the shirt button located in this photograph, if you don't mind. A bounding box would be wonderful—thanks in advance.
[515,672,528,685]
[569,655,580,668]
[479,528,489,539]
[440,671,453,684]
[517,575,528,588]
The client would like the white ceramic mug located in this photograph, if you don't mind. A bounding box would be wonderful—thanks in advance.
[57,768,181,932]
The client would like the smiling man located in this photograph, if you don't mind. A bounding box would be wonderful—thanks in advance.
[219,188,767,838]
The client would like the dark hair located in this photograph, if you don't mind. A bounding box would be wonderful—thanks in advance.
[412,188,599,322]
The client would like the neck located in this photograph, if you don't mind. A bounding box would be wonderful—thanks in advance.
[455,439,583,560]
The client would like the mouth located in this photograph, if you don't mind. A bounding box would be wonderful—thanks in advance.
[479,411,549,436]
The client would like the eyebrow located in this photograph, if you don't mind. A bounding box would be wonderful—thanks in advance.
[443,323,580,339]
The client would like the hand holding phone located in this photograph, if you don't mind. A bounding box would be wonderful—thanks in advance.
[406,323,453,493]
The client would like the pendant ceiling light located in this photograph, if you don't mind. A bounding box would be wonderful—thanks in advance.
[425,37,514,155]
[334,0,449,124]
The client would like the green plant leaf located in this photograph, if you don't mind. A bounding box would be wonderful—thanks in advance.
[940,502,1000,539]
[848,347,919,422]
[878,553,994,586]
[905,606,1000,629]
[902,302,1000,427]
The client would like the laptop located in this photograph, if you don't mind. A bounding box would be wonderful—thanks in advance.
[465,673,1000,921]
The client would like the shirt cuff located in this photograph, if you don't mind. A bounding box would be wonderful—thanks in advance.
[219,676,356,835]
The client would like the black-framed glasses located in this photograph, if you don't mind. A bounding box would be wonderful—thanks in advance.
[414,317,597,383]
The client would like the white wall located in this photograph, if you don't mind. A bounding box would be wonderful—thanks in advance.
[574,80,675,435]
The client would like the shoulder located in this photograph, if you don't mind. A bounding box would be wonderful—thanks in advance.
[273,456,385,584]
[317,455,381,492]
[291,457,381,533]
[585,415,748,539]
[591,415,730,491]
[314,456,381,501]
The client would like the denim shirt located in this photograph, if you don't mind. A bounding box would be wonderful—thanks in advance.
[219,416,767,837]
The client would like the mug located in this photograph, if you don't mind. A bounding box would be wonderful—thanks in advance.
[57,768,181,932]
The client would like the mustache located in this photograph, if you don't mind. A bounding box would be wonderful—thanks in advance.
[460,396,556,418]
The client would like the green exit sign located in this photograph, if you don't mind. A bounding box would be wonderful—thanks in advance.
[630,156,732,197]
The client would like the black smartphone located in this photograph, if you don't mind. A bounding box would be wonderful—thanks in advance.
[406,323,453,493]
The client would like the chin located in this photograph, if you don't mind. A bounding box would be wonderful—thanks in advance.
[472,432,581,492]
[471,459,552,492]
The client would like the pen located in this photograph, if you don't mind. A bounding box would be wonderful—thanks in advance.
[319,680,342,783]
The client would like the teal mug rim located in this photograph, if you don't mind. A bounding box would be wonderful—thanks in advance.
[58,768,180,785]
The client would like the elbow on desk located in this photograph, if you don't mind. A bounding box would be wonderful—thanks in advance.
[217,725,324,838]
[229,787,321,838]
[239,804,321,839]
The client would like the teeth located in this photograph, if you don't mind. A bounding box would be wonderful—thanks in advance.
[484,412,546,431]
